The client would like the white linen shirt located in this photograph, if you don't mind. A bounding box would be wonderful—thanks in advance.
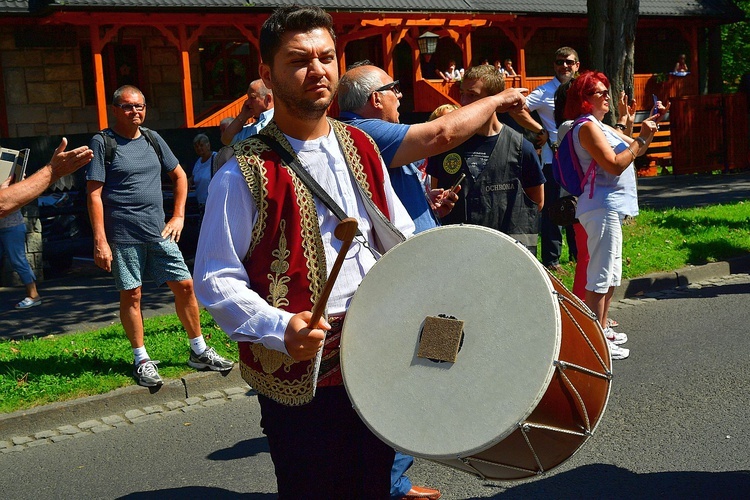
[525,77,561,165]
[231,108,275,145]
[193,125,414,355]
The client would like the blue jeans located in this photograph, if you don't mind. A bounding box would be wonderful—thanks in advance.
[390,451,414,498]
[0,223,35,285]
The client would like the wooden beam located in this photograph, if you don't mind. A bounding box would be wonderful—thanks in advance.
[178,25,195,128]
[89,24,110,131]
[232,23,260,51]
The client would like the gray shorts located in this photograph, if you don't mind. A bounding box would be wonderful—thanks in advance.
[111,240,192,291]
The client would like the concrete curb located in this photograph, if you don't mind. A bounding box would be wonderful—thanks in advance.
[0,367,247,440]
[613,254,750,302]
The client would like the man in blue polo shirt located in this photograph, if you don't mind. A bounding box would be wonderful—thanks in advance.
[338,63,528,235]
[337,62,529,500]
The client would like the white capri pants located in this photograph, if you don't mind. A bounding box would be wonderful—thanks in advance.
[578,207,624,294]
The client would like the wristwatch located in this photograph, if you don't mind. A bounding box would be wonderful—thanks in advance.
[614,123,626,131]
[537,127,547,135]
[635,137,647,147]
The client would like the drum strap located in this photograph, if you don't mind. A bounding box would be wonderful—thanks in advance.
[254,133,393,259]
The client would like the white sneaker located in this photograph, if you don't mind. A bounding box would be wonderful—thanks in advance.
[604,327,628,345]
[608,341,630,360]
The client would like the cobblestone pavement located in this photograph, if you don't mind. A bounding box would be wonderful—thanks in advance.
[2,273,749,455]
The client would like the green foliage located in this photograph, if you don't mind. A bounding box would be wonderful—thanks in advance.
[722,0,750,92]
[0,310,237,414]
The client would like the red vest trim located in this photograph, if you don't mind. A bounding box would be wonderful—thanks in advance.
[232,119,390,406]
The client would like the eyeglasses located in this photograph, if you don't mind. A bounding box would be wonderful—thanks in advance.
[116,103,146,112]
[555,59,578,67]
[590,90,611,99]
[372,80,401,96]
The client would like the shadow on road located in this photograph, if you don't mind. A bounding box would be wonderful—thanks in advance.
[481,464,750,498]
[208,436,271,461]
[118,488,275,499]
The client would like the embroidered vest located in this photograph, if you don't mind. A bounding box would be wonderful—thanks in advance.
[234,119,391,406]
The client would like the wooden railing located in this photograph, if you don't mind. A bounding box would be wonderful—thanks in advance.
[194,95,247,128]
[192,73,701,126]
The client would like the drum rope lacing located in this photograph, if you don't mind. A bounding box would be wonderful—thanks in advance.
[556,292,613,380]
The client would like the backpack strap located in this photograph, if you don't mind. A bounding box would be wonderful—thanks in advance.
[98,126,166,169]
[139,126,166,169]
[98,128,117,167]
[571,117,597,199]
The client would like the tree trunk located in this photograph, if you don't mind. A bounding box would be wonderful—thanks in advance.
[587,0,640,124]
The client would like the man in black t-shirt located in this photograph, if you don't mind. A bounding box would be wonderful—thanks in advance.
[428,65,545,254]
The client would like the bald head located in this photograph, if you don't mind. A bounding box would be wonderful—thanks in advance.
[338,65,389,116]
[246,79,274,119]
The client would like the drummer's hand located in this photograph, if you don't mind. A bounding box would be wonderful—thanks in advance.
[284,312,330,361]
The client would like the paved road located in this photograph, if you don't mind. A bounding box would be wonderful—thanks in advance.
[2,273,749,499]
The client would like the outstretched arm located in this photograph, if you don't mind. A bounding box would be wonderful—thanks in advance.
[0,138,93,218]
[390,87,528,169]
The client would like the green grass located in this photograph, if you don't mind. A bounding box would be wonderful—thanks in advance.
[0,310,237,414]
[2,201,749,414]
[548,201,750,290]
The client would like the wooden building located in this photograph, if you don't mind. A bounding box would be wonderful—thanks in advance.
[0,1,745,174]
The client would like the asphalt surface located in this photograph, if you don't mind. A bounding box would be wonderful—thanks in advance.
[1,169,749,441]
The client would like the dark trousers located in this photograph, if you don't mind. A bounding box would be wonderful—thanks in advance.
[540,163,577,265]
[259,385,394,500]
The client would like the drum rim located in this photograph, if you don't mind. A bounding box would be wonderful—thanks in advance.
[341,225,562,459]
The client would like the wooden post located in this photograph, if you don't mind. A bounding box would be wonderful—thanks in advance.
[89,24,110,131]
[178,25,195,128]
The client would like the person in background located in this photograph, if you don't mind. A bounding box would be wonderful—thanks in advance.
[440,60,464,82]
[673,53,689,75]
[219,117,234,135]
[86,85,233,387]
[337,62,523,499]
[502,58,518,76]
[220,79,275,145]
[563,71,665,360]
[191,133,215,215]
[511,46,581,272]
[428,65,545,254]
[0,172,41,309]
[428,103,459,122]
[0,138,92,219]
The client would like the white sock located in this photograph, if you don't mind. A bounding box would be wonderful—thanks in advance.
[190,335,207,355]
[133,346,149,365]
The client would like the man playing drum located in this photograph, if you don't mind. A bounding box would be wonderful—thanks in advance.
[193,6,517,498]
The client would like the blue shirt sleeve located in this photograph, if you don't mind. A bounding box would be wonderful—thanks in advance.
[520,138,546,188]
[85,134,107,183]
[349,119,409,168]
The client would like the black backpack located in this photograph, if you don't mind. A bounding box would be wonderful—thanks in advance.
[98,126,165,168]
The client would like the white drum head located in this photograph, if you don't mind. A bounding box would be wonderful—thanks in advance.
[341,225,561,459]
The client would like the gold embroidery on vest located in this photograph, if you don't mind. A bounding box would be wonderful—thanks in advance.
[268,220,291,308]
[240,357,315,406]
[263,124,327,308]
[236,137,270,259]
[331,120,373,199]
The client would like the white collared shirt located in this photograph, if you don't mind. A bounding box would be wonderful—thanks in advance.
[193,126,414,355]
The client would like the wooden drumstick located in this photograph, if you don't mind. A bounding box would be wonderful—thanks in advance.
[308,217,359,328]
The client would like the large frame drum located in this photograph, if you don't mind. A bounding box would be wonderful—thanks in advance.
[341,225,612,480]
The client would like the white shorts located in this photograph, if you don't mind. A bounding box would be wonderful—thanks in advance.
[578,208,623,294]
